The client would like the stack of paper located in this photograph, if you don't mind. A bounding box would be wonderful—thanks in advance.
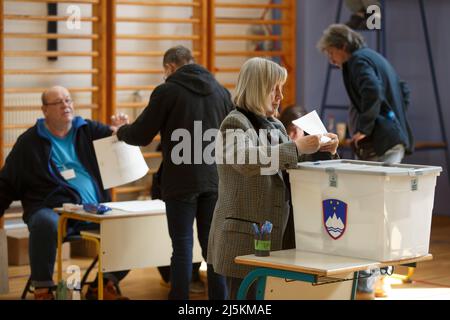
[103,200,166,213]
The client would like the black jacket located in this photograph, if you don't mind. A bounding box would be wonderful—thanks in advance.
[0,117,112,222]
[343,47,414,156]
[117,64,234,200]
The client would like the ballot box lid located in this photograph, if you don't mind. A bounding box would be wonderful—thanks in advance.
[290,159,442,177]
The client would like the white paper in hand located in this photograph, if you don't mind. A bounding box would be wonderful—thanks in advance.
[292,110,331,143]
[93,135,149,189]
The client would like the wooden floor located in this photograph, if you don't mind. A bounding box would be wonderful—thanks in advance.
[1,258,208,300]
[376,215,450,300]
[1,216,450,300]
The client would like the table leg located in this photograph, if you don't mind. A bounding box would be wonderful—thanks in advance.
[57,216,67,282]
[255,276,267,300]
[391,263,417,283]
[237,268,317,300]
[97,239,103,301]
[404,267,415,282]
[351,271,359,300]
[82,235,102,300]
[237,269,262,300]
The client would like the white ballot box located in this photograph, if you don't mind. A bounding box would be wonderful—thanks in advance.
[288,160,442,261]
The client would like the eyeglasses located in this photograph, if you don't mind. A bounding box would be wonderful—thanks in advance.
[45,98,73,106]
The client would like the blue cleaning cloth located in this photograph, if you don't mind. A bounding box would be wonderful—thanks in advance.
[83,203,112,215]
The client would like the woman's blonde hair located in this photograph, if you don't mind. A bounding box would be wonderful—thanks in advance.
[234,57,287,117]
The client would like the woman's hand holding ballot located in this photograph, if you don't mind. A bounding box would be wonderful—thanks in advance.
[293,134,321,154]
[293,132,338,155]
[319,133,339,155]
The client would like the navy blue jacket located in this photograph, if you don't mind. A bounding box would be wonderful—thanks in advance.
[117,64,234,200]
[0,117,112,223]
[343,47,414,156]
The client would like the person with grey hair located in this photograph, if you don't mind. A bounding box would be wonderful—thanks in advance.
[117,45,234,300]
[318,24,414,299]
[207,58,339,299]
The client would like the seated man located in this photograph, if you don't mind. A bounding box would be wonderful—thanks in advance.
[0,86,129,300]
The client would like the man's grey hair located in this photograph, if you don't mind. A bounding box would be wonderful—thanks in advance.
[163,45,195,67]
[317,24,366,53]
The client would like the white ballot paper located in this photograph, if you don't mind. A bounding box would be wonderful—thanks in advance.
[93,135,149,189]
[103,200,166,213]
[292,110,331,143]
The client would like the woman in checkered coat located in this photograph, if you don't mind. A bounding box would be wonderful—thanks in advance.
[207,58,339,299]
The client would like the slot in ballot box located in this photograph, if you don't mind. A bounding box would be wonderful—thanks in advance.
[287,160,442,261]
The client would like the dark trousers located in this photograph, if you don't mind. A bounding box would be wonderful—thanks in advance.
[165,191,227,300]
[26,208,129,289]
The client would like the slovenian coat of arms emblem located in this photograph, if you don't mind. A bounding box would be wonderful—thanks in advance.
[323,199,347,240]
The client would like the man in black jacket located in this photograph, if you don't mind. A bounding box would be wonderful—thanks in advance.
[117,46,234,300]
[0,86,129,299]
[317,24,414,299]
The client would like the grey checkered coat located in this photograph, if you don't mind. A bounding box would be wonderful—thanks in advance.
[207,110,302,279]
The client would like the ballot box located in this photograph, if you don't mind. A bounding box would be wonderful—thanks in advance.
[288,160,442,261]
